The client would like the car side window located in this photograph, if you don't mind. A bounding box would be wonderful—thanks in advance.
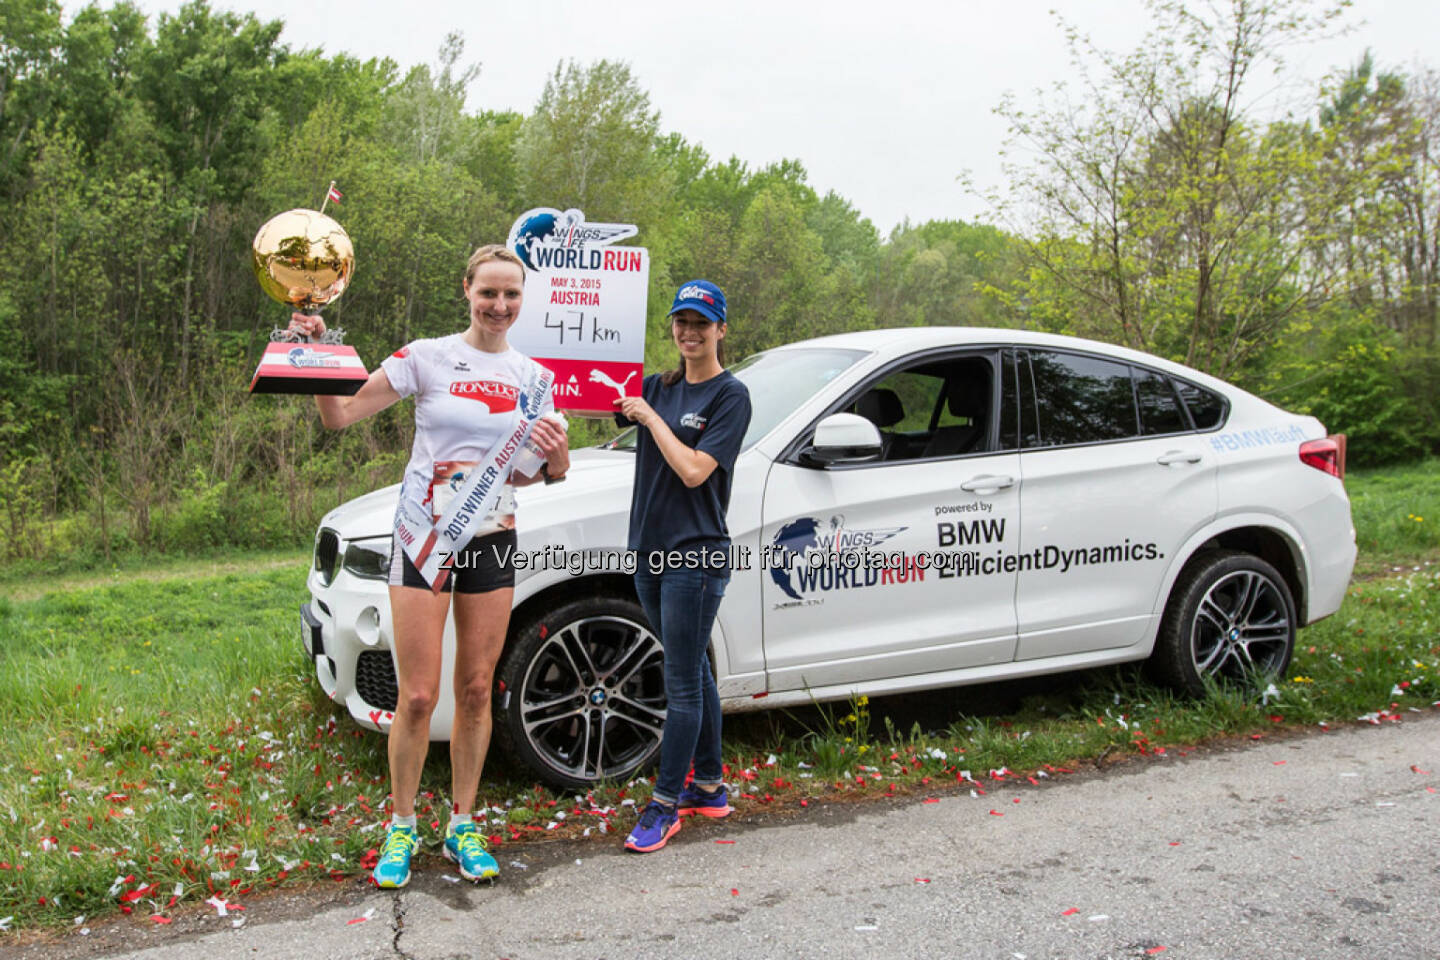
[1025,350,1139,447]
[1134,368,1190,436]
[845,354,995,462]
[1174,380,1226,430]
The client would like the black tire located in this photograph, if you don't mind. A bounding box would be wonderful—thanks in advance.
[493,594,666,791]
[1148,549,1297,697]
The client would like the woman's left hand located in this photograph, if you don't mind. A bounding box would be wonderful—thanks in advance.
[530,416,570,476]
[615,396,658,428]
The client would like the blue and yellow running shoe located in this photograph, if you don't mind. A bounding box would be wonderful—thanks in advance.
[624,800,681,853]
[372,825,419,888]
[443,822,499,881]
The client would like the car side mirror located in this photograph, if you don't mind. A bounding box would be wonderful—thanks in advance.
[804,413,882,465]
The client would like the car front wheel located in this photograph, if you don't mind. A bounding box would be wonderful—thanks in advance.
[1149,550,1297,697]
[493,594,667,791]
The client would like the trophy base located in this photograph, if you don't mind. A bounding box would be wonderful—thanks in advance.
[250,342,368,396]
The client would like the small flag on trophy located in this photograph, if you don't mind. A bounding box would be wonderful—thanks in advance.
[326,183,343,205]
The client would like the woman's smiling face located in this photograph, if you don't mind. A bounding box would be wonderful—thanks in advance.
[672,309,724,360]
[463,260,525,336]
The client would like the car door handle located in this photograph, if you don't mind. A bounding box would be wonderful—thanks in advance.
[959,474,1015,494]
[1156,450,1203,466]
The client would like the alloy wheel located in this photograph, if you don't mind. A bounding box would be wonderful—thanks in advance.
[518,615,666,782]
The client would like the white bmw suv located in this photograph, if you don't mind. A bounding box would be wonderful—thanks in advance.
[301,328,1355,789]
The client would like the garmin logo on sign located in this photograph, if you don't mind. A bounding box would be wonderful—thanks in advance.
[506,207,639,272]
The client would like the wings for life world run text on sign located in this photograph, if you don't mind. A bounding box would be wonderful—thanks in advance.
[504,207,648,416]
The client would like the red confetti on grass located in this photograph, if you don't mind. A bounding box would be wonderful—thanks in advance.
[1169,841,1182,846]
[1062,908,1079,916]
[150,915,171,925]
[730,888,739,896]
[1147,947,1167,955]
[714,840,735,845]
[913,877,931,884]
[1273,760,1287,765]
[922,797,940,804]
[988,810,1004,816]
[1411,765,1432,775]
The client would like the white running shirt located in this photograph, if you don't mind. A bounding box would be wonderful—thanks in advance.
[381,334,555,539]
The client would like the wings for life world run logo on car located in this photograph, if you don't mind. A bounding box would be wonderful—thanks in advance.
[768,516,912,607]
[507,208,640,272]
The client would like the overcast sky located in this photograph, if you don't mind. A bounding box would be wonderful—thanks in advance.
[130,0,1440,235]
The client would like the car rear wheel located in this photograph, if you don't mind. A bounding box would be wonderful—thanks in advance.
[493,594,666,791]
[1149,550,1297,697]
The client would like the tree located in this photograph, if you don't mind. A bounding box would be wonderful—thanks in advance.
[515,59,670,223]
[138,0,285,382]
[381,31,478,166]
[992,0,1352,377]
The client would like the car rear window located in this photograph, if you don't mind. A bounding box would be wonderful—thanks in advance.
[1026,350,1139,446]
[1174,380,1226,430]
[1135,369,1189,435]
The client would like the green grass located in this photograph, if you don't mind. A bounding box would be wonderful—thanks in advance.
[1345,457,1440,578]
[0,547,308,600]
[1,460,1438,932]
[2,562,1436,932]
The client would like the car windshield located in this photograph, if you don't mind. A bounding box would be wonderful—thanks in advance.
[601,347,867,451]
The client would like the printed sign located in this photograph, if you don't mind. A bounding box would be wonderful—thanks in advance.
[504,207,648,415]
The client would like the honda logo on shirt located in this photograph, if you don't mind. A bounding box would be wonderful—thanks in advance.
[449,380,518,411]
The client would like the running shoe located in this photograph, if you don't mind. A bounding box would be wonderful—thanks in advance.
[372,825,419,888]
[676,783,733,818]
[624,800,681,853]
[443,822,499,881]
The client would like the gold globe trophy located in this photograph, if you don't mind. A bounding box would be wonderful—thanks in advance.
[248,207,368,395]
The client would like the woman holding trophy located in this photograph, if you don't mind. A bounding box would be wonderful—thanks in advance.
[291,244,570,888]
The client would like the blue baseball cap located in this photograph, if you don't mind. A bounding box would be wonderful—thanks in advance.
[668,280,727,324]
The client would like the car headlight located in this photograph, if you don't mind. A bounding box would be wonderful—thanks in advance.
[342,537,392,581]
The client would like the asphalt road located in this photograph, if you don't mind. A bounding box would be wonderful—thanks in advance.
[6,712,1437,960]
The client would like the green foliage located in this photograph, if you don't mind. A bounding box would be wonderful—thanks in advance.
[1262,310,1436,465]
[0,0,1437,568]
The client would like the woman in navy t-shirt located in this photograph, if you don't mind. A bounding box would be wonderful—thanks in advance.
[614,279,752,853]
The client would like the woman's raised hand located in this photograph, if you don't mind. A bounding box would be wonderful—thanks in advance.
[288,312,327,341]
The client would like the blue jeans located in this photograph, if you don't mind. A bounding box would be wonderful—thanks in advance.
[633,566,729,805]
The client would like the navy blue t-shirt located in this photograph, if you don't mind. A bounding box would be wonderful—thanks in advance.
[624,370,752,572]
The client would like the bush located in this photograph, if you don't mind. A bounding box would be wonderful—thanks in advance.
[1262,311,1436,466]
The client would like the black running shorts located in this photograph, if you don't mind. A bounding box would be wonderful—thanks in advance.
[388,528,517,593]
